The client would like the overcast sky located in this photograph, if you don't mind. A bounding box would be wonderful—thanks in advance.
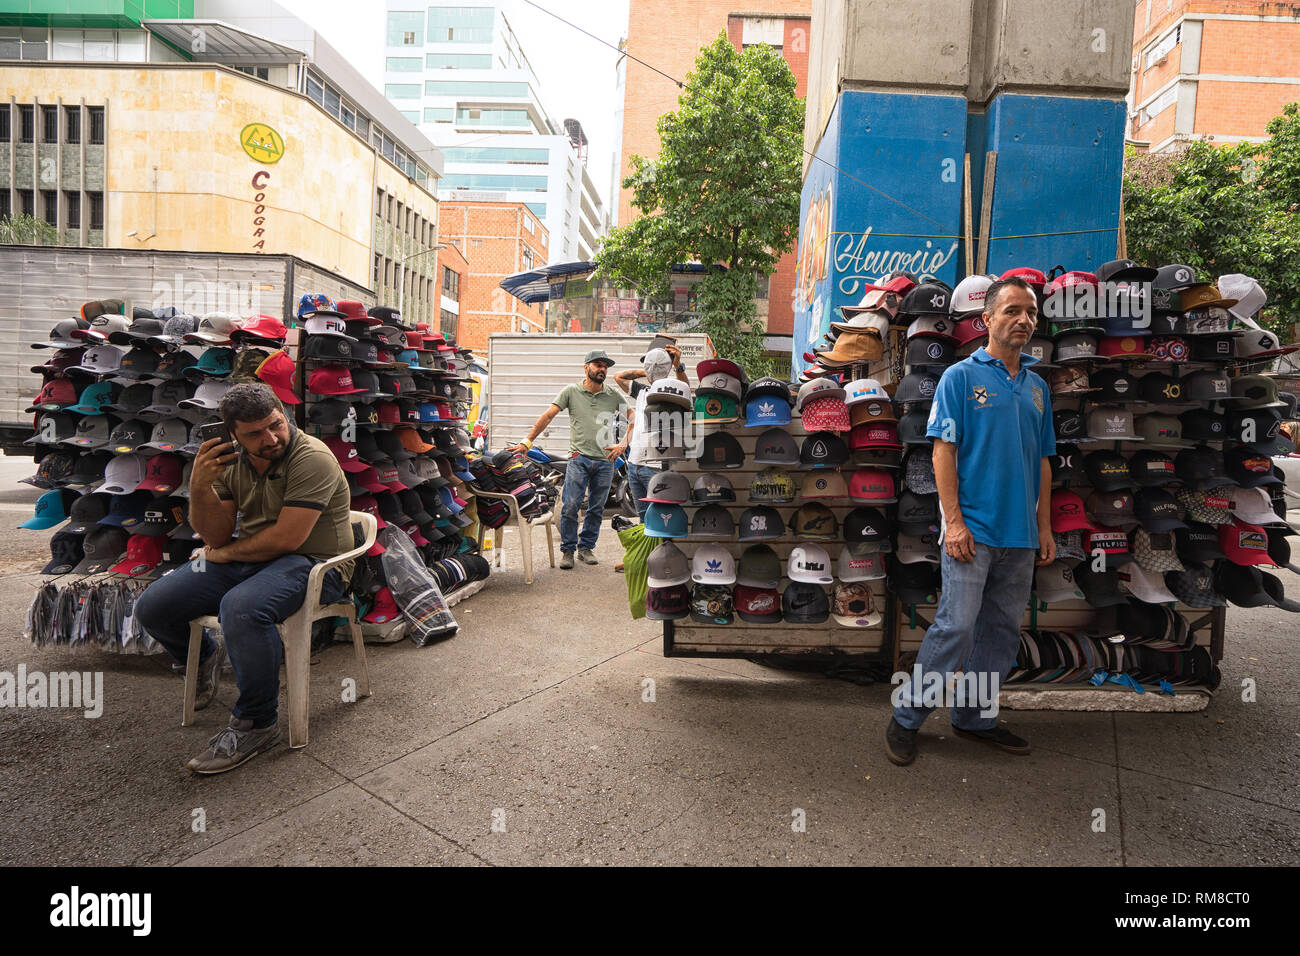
[278,0,631,211]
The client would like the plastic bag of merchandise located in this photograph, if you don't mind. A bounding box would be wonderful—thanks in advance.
[379,524,458,646]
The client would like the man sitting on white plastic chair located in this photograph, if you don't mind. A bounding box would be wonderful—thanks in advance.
[135,383,354,775]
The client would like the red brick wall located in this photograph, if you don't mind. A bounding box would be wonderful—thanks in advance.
[440,201,549,352]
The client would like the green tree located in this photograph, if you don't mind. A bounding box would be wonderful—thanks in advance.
[597,34,804,377]
[0,214,58,245]
[1122,102,1300,339]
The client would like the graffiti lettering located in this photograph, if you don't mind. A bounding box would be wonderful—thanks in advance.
[794,183,832,309]
[833,229,958,296]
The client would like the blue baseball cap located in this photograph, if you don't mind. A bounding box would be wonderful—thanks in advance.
[419,402,441,422]
[436,486,464,514]
[68,381,120,415]
[296,292,345,319]
[19,488,78,530]
[453,457,474,482]
[96,490,153,529]
[644,502,688,538]
[745,393,791,427]
[186,346,234,378]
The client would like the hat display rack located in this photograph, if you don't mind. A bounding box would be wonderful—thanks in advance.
[18,295,491,652]
[789,264,1300,703]
[646,358,894,659]
[293,296,492,627]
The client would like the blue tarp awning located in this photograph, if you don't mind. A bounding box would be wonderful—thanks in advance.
[499,261,597,304]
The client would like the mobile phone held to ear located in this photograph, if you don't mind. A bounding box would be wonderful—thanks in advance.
[199,421,233,448]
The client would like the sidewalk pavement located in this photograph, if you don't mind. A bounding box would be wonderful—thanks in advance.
[0,525,1297,866]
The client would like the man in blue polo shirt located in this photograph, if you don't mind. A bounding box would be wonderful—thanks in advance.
[886,276,1057,765]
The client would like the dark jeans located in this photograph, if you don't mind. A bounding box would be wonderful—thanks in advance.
[627,462,656,519]
[560,454,615,552]
[135,553,345,728]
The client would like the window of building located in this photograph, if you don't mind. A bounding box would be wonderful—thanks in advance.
[522,247,534,270]
[397,201,405,232]
[427,7,494,43]
[388,196,395,222]
[426,52,493,70]
[1139,85,1178,126]
[1144,25,1180,71]
[340,105,356,130]
[425,80,527,98]
[386,56,423,72]
[755,273,769,299]
[19,189,35,217]
[454,107,532,128]
[523,215,534,234]
[441,146,549,165]
[354,115,369,139]
[442,267,459,300]
[0,28,48,60]
[376,188,385,215]
[387,11,424,46]
[374,253,381,287]
[400,110,419,123]
[82,30,115,60]
[88,107,104,144]
[65,191,80,229]
[40,190,56,225]
[19,105,35,143]
[64,106,80,143]
[88,191,103,229]
[440,309,457,337]
[0,105,9,143]
[42,106,57,143]
[306,74,324,105]
[234,65,270,81]
[0,191,10,218]
[424,107,454,123]
[440,173,549,193]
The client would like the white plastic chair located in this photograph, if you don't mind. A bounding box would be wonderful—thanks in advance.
[474,489,555,584]
[181,510,377,749]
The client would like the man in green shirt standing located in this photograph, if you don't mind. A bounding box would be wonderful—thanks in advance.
[508,350,630,569]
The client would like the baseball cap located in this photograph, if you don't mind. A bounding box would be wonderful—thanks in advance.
[1050,445,1085,484]
[308,364,367,396]
[693,393,739,424]
[894,372,940,405]
[799,432,849,469]
[1135,414,1192,448]
[906,315,958,343]
[749,467,797,504]
[256,350,301,405]
[1085,527,1133,567]
[837,543,886,582]
[583,349,615,367]
[782,581,830,623]
[1176,487,1233,526]
[1128,450,1178,487]
[137,454,183,493]
[736,544,782,588]
[848,468,896,504]
[903,447,937,494]
[690,503,734,539]
[1218,517,1277,566]
[894,490,939,536]
[1165,564,1226,608]
[1052,489,1098,533]
[644,503,688,538]
[1230,485,1285,527]
[800,470,847,500]
[1084,450,1133,492]
[1087,490,1138,530]
[96,454,147,494]
[108,534,164,576]
[843,507,892,549]
[647,542,691,588]
[1034,561,1086,604]
[691,544,737,585]
[1131,528,1186,574]
[42,529,87,575]
[734,584,782,623]
[689,584,735,624]
[1119,562,1178,605]
[744,390,792,427]
[691,472,735,504]
[750,428,798,467]
[896,532,940,565]
[696,431,744,470]
[72,526,130,574]
[738,505,784,541]
[1225,446,1281,487]
[788,544,833,584]
[1173,448,1228,490]
[848,421,902,452]
[893,562,939,605]
[831,582,882,627]
[19,488,79,531]
[1074,565,1127,608]
[27,412,78,447]
[645,584,690,621]
[641,470,691,505]
[1087,407,1141,442]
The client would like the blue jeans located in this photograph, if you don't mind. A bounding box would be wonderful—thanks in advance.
[135,553,345,728]
[560,454,615,553]
[892,543,1035,732]
[626,462,656,519]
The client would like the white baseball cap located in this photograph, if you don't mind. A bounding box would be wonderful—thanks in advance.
[844,378,890,406]
[646,378,691,409]
[96,453,147,494]
[1230,486,1283,526]
[1119,563,1178,604]
[305,314,358,341]
[1217,274,1266,321]
[951,274,993,316]
[691,543,737,585]
[837,545,886,581]
[788,543,833,584]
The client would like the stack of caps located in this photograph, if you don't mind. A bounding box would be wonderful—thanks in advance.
[1006,630,1219,689]
[800,272,916,382]
[693,358,746,425]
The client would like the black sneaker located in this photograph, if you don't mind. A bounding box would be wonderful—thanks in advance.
[193,641,226,711]
[952,725,1031,755]
[884,717,917,766]
[186,716,281,774]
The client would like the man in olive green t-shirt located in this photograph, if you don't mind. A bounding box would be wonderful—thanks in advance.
[134,383,354,775]
[508,350,630,569]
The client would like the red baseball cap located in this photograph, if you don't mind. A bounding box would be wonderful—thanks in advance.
[362,586,399,623]
[325,436,370,473]
[1002,267,1046,287]
[375,401,401,424]
[137,453,183,493]
[1218,518,1278,567]
[308,364,367,396]
[256,349,302,405]
[1085,527,1132,564]
[697,358,743,380]
[848,468,896,503]
[849,421,902,450]
[400,520,429,546]
[404,330,429,352]
[954,314,989,346]
[353,465,389,494]
[1097,336,1149,360]
[235,314,288,342]
[802,396,850,432]
[1045,271,1098,296]
[1051,489,1099,533]
[109,533,164,576]
[734,584,781,622]
[336,300,378,325]
[26,379,78,412]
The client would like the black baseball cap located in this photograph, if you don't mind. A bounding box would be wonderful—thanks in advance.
[799,432,848,469]
[1174,522,1227,563]
[1174,446,1228,490]
[697,432,744,470]
[1084,450,1132,491]
[843,506,892,546]
[1096,259,1158,283]
[897,491,940,536]
[781,581,829,623]
[1074,565,1128,608]
[738,505,784,541]
[1089,368,1142,404]
[1134,488,1187,531]
[1128,450,1179,487]
[1051,444,1085,484]
[893,561,939,605]
[42,529,86,575]
[1179,408,1226,443]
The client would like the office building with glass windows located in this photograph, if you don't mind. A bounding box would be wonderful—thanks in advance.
[383,2,604,263]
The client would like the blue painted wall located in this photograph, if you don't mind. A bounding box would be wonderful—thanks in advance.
[792,91,966,375]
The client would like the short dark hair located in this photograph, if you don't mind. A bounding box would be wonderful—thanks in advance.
[219,382,284,430]
[983,276,1036,315]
